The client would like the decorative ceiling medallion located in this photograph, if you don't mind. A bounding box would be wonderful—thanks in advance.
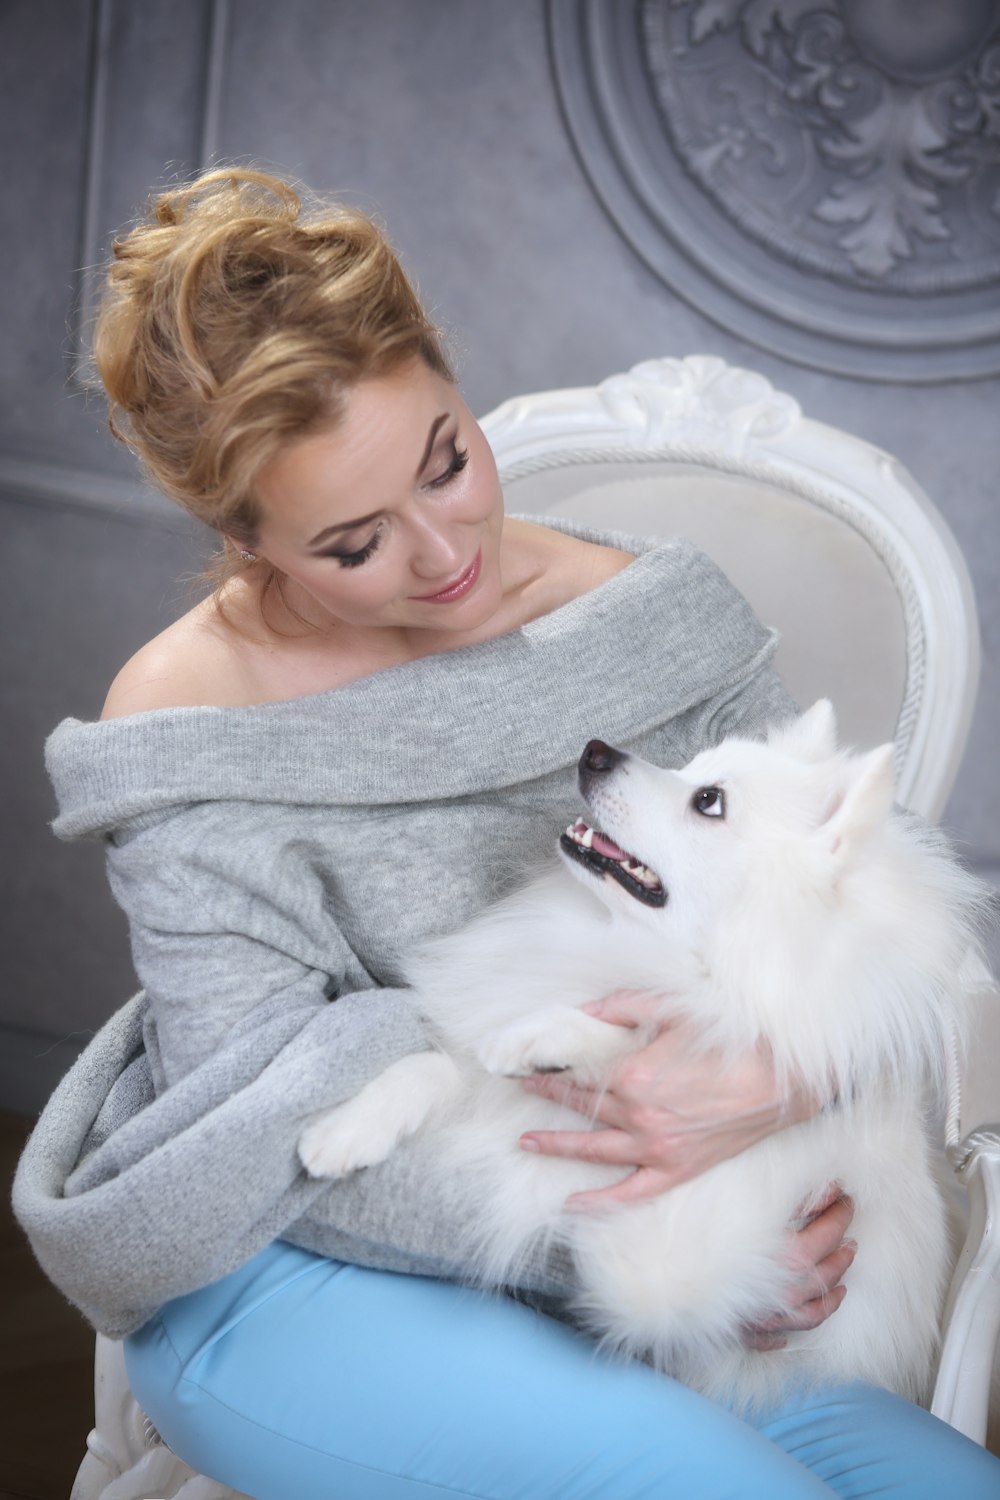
[548,0,1000,380]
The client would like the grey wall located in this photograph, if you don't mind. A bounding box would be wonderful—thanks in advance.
[3,0,999,1113]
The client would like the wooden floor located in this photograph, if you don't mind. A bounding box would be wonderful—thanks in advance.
[1,1111,94,1500]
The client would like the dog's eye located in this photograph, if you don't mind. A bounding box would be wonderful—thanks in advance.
[693,786,725,819]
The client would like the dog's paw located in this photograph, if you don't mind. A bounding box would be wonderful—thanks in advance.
[474,1010,629,1080]
[298,1052,461,1179]
[298,1109,388,1179]
[473,1017,564,1077]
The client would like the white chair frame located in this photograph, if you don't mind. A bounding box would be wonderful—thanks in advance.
[73,357,1000,1498]
[484,355,979,821]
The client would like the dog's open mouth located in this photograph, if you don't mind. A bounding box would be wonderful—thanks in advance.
[560,819,667,907]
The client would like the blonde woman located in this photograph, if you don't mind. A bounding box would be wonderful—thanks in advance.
[14,170,1000,1500]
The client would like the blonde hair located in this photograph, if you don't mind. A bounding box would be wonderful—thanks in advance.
[94,167,452,575]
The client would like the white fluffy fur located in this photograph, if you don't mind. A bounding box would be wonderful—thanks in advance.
[298,702,990,1410]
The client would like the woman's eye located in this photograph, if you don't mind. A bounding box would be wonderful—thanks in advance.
[428,443,469,489]
[693,786,725,818]
[328,523,384,569]
[320,443,468,568]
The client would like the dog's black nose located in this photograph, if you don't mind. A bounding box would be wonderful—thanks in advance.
[580,739,624,775]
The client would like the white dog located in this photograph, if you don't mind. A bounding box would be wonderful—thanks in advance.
[299,702,988,1409]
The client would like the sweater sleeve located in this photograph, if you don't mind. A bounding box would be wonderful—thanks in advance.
[16,799,584,1336]
[102,804,423,1088]
[708,656,799,744]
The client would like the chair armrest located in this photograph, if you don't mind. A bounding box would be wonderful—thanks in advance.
[932,957,1000,1444]
[944,954,1000,1153]
[931,1132,1000,1443]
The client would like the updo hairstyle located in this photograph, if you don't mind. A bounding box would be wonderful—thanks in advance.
[94,167,452,567]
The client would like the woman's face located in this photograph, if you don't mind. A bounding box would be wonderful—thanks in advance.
[249,360,506,637]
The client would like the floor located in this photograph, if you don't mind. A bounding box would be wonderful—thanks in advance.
[1,1111,94,1500]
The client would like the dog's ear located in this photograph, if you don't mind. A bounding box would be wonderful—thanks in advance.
[768,700,837,762]
[820,743,895,866]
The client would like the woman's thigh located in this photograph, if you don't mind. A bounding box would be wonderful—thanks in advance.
[124,1241,999,1500]
[751,1378,1000,1500]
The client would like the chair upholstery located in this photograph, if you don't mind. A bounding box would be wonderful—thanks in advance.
[73,356,999,1496]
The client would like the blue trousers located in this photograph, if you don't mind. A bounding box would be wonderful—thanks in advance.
[125,1241,1000,1500]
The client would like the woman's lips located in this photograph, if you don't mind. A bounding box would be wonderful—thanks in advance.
[413,549,482,603]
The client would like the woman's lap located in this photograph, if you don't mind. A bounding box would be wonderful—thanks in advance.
[125,1241,1000,1500]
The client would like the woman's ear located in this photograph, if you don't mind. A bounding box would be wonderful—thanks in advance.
[225,535,259,563]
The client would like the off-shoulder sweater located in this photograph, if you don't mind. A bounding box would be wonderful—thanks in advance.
[13,521,795,1337]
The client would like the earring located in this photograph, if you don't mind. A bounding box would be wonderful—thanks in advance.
[238,549,257,562]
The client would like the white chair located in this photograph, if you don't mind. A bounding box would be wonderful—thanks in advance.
[485,354,999,1443]
[73,356,1000,1498]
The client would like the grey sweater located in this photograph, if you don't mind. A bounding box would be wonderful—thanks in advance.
[13,522,795,1337]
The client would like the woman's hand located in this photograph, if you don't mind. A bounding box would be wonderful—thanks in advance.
[518,989,821,1211]
[743,1186,857,1349]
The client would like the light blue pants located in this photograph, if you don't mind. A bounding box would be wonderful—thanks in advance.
[124,1241,1000,1500]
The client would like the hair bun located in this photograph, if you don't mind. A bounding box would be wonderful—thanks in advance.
[150,169,302,233]
[91,164,451,553]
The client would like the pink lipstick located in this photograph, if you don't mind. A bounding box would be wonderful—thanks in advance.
[413,549,482,603]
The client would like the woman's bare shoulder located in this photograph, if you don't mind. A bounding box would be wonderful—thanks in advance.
[100,597,250,720]
[504,518,634,606]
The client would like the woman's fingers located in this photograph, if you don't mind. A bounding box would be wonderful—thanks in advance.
[743,1194,857,1348]
[791,1283,849,1328]
[796,1180,846,1220]
[519,1125,639,1164]
[563,1166,678,1210]
[786,1193,855,1275]
[520,1074,627,1126]
[753,1279,850,1335]
[744,1283,849,1349]
[581,989,663,1027]
[743,1327,789,1351]
[807,1241,857,1299]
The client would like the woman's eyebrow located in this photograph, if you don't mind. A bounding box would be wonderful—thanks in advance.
[414,412,450,478]
[309,510,381,548]
[307,412,452,549]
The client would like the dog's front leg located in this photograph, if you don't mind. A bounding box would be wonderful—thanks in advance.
[475,1006,641,1083]
[298,1052,461,1178]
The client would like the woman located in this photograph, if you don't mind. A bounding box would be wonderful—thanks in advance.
[14,168,1000,1499]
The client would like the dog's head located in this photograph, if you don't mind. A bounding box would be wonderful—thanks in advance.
[560,700,895,943]
[560,700,985,1089]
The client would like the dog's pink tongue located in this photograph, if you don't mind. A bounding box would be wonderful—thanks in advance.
[591,831,630,861]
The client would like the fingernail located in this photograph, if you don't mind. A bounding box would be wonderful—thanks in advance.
[519,1136,540,1152]
[581,1001,603,1015]
[843,1238,858,1254]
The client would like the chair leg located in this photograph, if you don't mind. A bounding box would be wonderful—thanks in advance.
[931,1148,1000,1444]
[72,1333,251,1500]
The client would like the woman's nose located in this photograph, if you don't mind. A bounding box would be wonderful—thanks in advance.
[408,517,465,579]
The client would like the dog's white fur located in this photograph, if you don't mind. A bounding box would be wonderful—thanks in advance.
[299,702,988,1410]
